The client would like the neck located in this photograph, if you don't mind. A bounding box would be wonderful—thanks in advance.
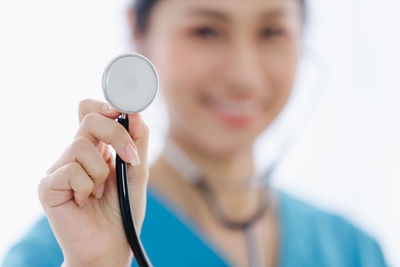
[175,136,254,190]
[156,131,263,221]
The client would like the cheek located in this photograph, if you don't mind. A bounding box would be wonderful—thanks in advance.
[262,48,299,118]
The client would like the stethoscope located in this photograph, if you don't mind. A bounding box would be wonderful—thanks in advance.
[102,53,158,267]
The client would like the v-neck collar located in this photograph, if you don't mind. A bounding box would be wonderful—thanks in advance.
[144,185,289,267]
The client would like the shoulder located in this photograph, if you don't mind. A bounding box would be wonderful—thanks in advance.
[276,190,388,267]
[1,216,63,267]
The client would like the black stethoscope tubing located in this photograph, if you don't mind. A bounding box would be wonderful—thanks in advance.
[116,114,153,267]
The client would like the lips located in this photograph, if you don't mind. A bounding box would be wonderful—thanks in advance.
[202,95,264,126]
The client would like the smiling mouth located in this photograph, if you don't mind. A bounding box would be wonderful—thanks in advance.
[202,94,265,126]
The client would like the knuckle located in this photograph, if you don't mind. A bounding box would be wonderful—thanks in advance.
[67,163,94,195]
[37,176,48,201]
[72,137,90,151]
[100,164,110,180]
[81,180,94,196]
[81,112,99,127]
[92,163,110,182]
[65,162,82,177]
[78,98,91,112]
[78,98,91,118]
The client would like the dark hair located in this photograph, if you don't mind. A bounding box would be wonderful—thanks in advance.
[134,0,306,34]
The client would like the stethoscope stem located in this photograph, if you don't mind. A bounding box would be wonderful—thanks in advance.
[116,113,152,267]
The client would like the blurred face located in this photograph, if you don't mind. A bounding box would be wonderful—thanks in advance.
[135,0,303,157]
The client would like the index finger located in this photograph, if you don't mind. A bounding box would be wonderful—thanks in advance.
[78,98,120,123]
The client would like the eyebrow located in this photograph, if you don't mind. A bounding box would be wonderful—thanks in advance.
[186,9,229,21]
[185,7,292,22]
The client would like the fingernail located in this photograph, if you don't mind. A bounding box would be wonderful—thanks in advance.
[124,143,141,166]
[95,184,105,199]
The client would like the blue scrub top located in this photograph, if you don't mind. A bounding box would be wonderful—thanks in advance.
[2,187,387,267]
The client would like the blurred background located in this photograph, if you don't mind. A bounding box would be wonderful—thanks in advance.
[0,0,399,265]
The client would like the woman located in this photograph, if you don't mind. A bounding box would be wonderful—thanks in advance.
[2,0,387,266]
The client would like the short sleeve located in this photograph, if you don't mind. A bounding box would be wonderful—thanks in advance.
[1,216,63,267]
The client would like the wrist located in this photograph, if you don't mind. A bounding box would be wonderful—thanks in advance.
[62,250,133,267]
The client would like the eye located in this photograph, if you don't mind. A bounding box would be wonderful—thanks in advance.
[261,27,285,39]
[193,27,220,39]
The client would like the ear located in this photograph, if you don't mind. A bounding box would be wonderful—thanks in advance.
[127,7,146,53]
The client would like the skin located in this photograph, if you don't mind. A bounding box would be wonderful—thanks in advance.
[38,0,302,266]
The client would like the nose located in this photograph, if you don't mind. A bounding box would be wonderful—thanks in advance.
[222,38,267,96]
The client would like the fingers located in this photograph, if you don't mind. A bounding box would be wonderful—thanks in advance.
[39,97,151,221]
[75,112,140,166]
[46,137,110,195]
[38,162,95,209]
[77,99,144,167]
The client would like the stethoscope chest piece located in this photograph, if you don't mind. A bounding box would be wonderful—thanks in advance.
[102,53,159,114]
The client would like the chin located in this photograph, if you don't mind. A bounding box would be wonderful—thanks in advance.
[209,140,252,158]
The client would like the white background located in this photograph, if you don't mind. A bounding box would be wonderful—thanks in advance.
[0,0,399,266]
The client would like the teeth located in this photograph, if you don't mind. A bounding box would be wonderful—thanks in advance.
[213,98,259,116]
